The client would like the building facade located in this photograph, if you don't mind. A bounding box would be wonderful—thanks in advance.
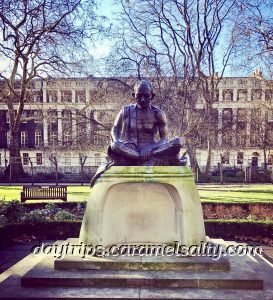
[196,70,273,171]
[0,72,272,179]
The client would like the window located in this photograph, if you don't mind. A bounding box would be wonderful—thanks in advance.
[6,112,9,123]
[64,154,71,166]
[23,153,29,165]
[94,134,99,145]
[21,111,28,123]
[47,91,58,103]
[61,90,72,102]
[76,90,85,103]
[76,82,84,87]
[48,110,57,123]
[221,152,230,164]
[21,131,28,148]
[223,90,232,102]
[268,110,273,121]
[238,80,247,85]
[265,90,273,101]
[49,131,58,146]
[36,153,43,165]
[237,152,244,164]
[237,90,247,101]
[63,132,71,145]
[35,131,42,147]
[251,152,259,167]
[251,89,261,101]
[94,153,101,166]
[6,131,10,147]
[35,93,42,102]
[33,110,43,123]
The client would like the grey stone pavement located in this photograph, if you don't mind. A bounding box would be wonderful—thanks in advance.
[0,239,273,299]
[0,241,54,274]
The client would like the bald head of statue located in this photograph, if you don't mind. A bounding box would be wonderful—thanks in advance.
[132,80,155,109]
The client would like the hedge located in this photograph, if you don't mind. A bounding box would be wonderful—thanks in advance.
[0,220,273,248]
[20,201,273,220]
[205,220,273,240]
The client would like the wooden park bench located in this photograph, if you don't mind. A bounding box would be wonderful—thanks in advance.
[21,186,67,203]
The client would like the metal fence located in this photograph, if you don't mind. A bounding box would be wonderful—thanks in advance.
[0,155,272,184]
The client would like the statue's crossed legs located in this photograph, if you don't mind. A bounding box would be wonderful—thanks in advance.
[109,137,182,166]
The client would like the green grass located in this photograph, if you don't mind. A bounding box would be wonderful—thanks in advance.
[199,184,273,204]
[0,184,272,204]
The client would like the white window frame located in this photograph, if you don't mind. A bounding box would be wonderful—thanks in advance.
[63,132,71,144]
[35,131,42,147]
[21,131,28,148]
[22,153,29,166]
[49,131,58,146]
[6,112,10,123]
[237,152,244,165]
[36,153,43,165]
[94,153,101,166]
[6,131,10,147]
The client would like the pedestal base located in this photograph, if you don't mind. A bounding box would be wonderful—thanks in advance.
[79,166,206,247]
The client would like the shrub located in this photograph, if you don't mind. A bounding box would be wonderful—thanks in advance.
[21,209,49,223]
[0,199,26,223]
[0,215,8,226]
[229,205,247,219]
[44,203,62,216]
[54,210,76,221]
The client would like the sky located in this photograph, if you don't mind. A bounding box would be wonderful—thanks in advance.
[89,0,117,60]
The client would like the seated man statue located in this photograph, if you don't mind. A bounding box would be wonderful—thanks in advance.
[91,80,184,186]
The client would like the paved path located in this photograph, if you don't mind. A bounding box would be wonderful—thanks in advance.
[0,240,273,299]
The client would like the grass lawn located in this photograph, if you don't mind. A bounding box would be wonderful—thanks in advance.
[198,184,273,203]
[0,184,273,204]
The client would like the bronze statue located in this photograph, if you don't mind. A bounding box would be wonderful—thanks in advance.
[91,80,184,186]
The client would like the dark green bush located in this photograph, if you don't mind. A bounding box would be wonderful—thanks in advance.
[205,219,273,239]
[54,210,76,221]
[0,199,26,223]
[21,209,49,223]
[0,221,81,248]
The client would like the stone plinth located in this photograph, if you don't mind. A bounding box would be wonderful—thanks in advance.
[79,166,206,247]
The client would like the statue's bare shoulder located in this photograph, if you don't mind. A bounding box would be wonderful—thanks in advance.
[152,106,167,127]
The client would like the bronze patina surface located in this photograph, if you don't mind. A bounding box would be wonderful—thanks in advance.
[91,80,184,186]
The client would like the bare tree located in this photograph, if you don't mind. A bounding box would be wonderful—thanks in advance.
[107,0,239,179]
[0,0,104,180]
[232,0,273,76]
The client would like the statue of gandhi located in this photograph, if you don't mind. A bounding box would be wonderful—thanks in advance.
[91,80,184,186]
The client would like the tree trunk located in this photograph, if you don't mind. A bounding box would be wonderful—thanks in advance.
[263,148,267,172]
[220,157,223,185]
[204,134,212,182]
[263,148,268,182]
[185,141,198,170]
[271,165,273,184]
[81,164,84,186]
[55,164,59,186]
[5,131,25,181]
